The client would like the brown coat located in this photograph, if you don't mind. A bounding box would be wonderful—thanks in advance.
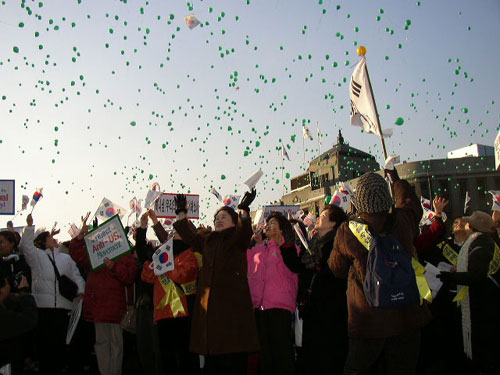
[328,179,431,339]
[173,216,259,355]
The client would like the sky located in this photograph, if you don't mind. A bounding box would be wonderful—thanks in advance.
[1,0,499,238]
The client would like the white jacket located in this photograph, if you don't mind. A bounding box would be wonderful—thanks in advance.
[19,226,86,310]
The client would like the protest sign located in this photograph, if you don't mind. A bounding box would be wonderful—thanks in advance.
[154,193,199,219]
[84,215,131,270]
[66,299,83,345]
[253,205,301,227]
[0,180,15,215]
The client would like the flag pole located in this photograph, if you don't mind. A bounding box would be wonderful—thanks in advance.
[317,121,320,158]
[358,46,388,161]
[281,146,285,198]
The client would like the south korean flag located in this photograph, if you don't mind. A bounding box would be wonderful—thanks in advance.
[151,237,175,276]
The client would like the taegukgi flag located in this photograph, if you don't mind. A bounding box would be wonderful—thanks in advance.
[350,57,392,138]
[95,197,127,221]
[151,237,175,276]
[302,125,313,140]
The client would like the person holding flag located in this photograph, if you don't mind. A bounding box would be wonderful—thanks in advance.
[69,215,137,375]
[141,209,200,374]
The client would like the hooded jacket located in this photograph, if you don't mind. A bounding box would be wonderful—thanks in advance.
[19,226,85,310]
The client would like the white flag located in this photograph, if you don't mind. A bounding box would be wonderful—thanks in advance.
[145,182,163,210]
[151,237,175,276]
[211,187,223,202]
[350,57,393,138]
[243,169,263,190]
[95,197,127,221]
[223,195,240,210]
[281,143,290,161]
[489,190,500,211]
[464,191,470,214]
[68,223,80,239]
[317,125,323,147]
[302,125,313,140]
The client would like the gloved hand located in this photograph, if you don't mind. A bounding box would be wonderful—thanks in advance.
[174,194,187,215]
[436,271,453,283]
[238,188,256,213]
[93,217,98,228]
[384,168,400,184]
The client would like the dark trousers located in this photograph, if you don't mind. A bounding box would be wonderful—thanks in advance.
[255,308,295,375]
[344,329,421,375]
[36,308,70,375]
[204,352,248,375]
[136,308,163,375]
[157,317,199,375]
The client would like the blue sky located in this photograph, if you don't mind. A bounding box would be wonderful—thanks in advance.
[1,0,499,236]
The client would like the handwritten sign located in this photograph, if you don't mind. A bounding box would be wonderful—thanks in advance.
[154,193,199,219]
[84,215,131,270]
[0,180,15,215]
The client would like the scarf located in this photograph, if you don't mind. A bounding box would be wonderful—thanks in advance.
[456,231,481,359]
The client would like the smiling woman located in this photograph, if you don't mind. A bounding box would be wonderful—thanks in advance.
[172,191,258,374]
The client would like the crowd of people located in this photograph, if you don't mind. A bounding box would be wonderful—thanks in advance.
[1,168,500,375]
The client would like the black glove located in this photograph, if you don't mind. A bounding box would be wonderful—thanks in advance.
[238,188,256,213]
[93,217,98,228]
[174,194,187,215]
[436,271,452,283]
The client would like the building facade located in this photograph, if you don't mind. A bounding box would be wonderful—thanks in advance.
[282,138,500,221]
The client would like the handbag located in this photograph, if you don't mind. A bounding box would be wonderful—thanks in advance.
[47,253,78,301]
[120,285,137,334]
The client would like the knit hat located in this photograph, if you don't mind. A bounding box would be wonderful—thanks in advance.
[462,211,494,233]
[352,172,393,214]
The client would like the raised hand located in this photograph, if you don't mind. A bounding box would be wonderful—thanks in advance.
[238,188,257,212]
[174,194,188,215]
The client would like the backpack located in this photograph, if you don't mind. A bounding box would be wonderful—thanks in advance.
[349,215,420,308]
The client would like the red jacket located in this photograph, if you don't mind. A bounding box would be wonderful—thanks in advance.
[414,219,445,254]
[142,248,198,323]
[70,238,138,324]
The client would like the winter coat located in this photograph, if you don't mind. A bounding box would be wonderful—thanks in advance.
[445,232,500,365]
[329,179,432,339]
[133,227,155,310]
[0,294,38,367]
[19,226,85,310]
[70,238,138,324]
[142,245,198,322]
[173,215,259,355]
[247,239,299,313]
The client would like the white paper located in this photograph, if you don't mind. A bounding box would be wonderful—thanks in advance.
[243,169,263,190]
[424,262,443,299]
[66,298,83,345]
[437,262,454,272]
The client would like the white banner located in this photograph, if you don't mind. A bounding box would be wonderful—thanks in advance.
[0,180,15,215]
[154,193,199,219]
[84,215,131,270]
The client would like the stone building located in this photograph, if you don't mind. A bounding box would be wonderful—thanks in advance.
[282,138,500,221]
[282,131,380,214]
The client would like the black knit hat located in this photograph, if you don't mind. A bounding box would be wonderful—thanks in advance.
[352,172,393,214]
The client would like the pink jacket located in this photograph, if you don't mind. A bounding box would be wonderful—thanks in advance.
[247,239,299,313]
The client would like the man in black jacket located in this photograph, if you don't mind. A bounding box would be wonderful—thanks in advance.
[0,269,38,368]
[438,211,500,374]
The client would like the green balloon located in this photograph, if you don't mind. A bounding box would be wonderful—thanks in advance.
[395,117,404,125]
